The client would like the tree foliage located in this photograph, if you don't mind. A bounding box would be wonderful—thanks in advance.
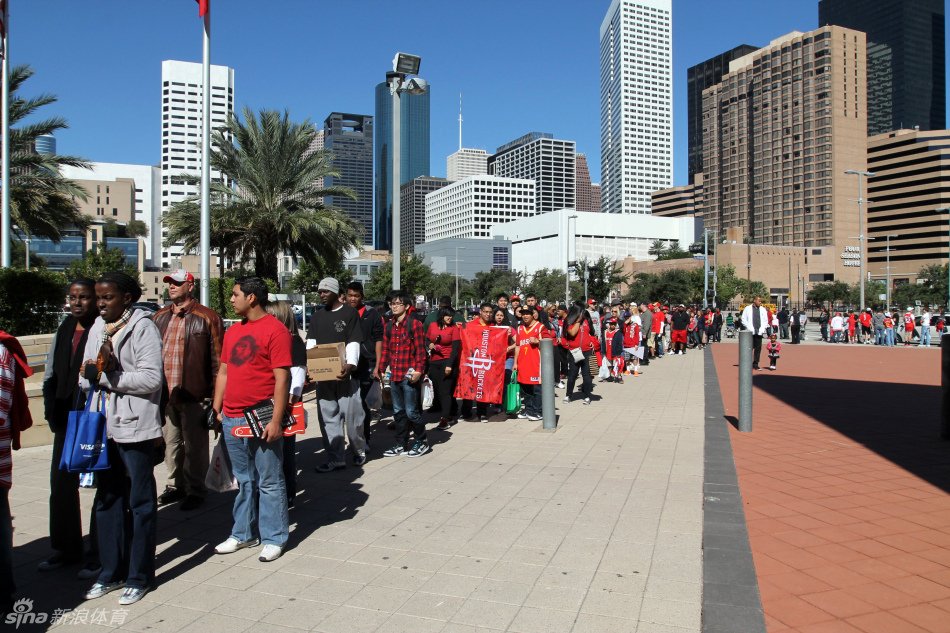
[0,268,67,335]
[163,107,361,282]
[625,263,767,306]
[365,255,434,300]
[288,258,353,294]
[63,248,139,284]
[470,269,524,305]
[576,256,629,302]
[523,268,581,304]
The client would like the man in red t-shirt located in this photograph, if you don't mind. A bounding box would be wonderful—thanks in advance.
[212,277,291,563]
[514,306,552,421]
[903,308,916,345]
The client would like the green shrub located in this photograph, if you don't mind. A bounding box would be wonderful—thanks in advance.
[0,268,67,335]
[207,276,278,320]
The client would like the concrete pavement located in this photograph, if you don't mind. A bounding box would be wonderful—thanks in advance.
[7,349,707,633]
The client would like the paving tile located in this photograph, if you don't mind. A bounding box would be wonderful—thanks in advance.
[507,606,578,633]
[312,605,390,633]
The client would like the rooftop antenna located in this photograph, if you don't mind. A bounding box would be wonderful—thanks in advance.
[458,93,463,151]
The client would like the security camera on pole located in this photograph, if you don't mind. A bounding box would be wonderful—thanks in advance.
[388,53,427,291]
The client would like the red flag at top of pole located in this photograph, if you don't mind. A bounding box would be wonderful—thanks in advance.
[195,0,209,17]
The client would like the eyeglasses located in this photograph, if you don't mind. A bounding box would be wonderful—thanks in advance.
[389,301,405,306]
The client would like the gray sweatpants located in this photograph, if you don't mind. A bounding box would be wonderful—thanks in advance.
[316,378,365,464]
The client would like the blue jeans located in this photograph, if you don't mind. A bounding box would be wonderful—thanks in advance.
[222,416,288,547]
[875,326,884,345]
[390,378,425,449]
[885,329,895,346]
[96,439,157,590]
[922,326,931,347]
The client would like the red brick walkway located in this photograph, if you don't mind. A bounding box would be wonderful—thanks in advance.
[712,342,949,633]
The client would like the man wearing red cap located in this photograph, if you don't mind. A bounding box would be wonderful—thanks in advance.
[152,269,224,510]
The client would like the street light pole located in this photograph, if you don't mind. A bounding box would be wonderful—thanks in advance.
[845,169,875,312]
[565,214,577,305]
[703,228,709,309]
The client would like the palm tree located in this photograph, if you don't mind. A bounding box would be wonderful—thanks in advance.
[163,107,361,282]
[9,65,90,241]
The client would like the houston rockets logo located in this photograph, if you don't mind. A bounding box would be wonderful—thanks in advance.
[464,348,496,376]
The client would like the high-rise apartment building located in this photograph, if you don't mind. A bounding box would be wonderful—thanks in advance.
[819,0,945,135]
[575,153,601,212]
[160,60,234,269]
[687,45,758,184]
[488,133,575,214]
[425,176,535,242]
[322,113,373,241]
[701,27,868,283]
[867,128,950,286]
[599,0,673,214]
[651,175,703,218]
[374,76,430,251]
[400,176,449,254]
[447,148,488,181]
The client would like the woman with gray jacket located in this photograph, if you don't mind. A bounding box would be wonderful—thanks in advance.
[78,272,163,606]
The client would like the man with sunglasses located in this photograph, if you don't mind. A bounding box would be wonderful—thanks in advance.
[152,269,223,511]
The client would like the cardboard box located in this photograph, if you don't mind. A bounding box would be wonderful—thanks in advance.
[307,343,345,382]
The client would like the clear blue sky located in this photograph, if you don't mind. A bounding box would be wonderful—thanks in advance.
[8,0,911,186]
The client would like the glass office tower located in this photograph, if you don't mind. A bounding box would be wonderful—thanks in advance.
[323,113,374,242]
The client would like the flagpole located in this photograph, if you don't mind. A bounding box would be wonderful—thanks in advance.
[1,1,10,269]
[199,3,210,305]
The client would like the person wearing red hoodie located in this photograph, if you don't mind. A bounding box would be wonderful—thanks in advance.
[0,329,34,614]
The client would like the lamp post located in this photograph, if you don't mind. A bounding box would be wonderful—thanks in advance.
[452,245,466,308]
[845,169,875,312]
[387,52,426,291]
[703,228,709,309]
[565,214,577,305]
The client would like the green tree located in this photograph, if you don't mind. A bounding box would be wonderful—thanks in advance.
[735,279,769,304]
[0,269,67,335]
[808,281,851,307]
[163,108,361,282]
[9,65,91,241]
[577,256,629,302]
[656,240,691,261]
[648,239,667,258]
[64,247,139,283]
[470,269,523,304]
[208,275,279,320]
[288,259,352,294]
[126,220,149,238]
[524,268,581,303]
[364,254,434,300]
[889,264,948,309]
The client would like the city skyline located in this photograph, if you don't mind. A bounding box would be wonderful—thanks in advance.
[7,1,878,189]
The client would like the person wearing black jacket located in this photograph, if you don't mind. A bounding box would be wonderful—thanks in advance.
[670,305,690,355]
[426,308,462,429]
[39,278,100,577]
[346,282,384,448]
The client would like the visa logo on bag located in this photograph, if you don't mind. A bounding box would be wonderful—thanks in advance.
[80,443,103,451]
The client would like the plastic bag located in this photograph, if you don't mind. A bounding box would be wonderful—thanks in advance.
[205,436,238,493]
[598,357,611,380]
[366,380,382,410]
[61,390,109,473]
[504,370,521,415]
[422,376,434,410]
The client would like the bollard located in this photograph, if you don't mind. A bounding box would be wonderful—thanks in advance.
[738,330,753,432]
[943,334,950,439]
[540,338,557,431]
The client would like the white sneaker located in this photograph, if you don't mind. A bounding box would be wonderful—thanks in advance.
[557,381,566,389]
[215,537,259,555]
[259,544,284,562]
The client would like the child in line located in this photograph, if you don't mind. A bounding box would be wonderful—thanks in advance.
[766,333,781,371]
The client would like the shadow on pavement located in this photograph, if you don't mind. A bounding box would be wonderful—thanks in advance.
[752,375,948,492]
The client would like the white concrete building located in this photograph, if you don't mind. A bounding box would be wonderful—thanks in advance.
[491,209,695,277]
[160,60,234,269]
[600,0,673,214]
[425,175,535,242]
[489,133,576,214]
[447,148,489,181]
[61,162,161,266]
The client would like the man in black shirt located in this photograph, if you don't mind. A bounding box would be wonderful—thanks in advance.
[670,304,690,355]
[345,281,383,451]
[306,278,366,471]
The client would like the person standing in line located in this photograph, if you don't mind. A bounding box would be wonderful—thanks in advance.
[561,305,595,405]
[554,304,570,386]
[639,303,652,366]
[493,307,517,401]
[212,278,290,563]
[306,278,365,471]
[265,300,307,506]
[847,310,857,344]
[39,278,100,577]
[514,306,551,420]
[818,309,829,342]
[713,308,724,342]
[670,304,689,355]
[740,296,770,370]
[495,293,518,328]
[883,311,896,346]
[525,294,550,328]
[508,295,522,322]
[830,312,844,343]
[860,308,873,344]
[622,306,643,376]
[921,308,932,347]
[0,328,33,614]
[79,272,163,604]
[426,307,461,430]
[798,309,808,341]
[902,307,916,346]
[345,282,384,449]
[778,306,790,340]
[460,303,496,422]
[377,291,429,457]
[152,269,224,511]
[873,307,885,345]
[790,309,800,344]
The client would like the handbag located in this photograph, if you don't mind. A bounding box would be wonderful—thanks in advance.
[60,389,110,473]
[205,436,238,492]
[570,347,585,363]
[504,370,521,415]
[422,377,435,410]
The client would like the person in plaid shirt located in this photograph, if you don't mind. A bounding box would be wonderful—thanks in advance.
[375,291,429,458]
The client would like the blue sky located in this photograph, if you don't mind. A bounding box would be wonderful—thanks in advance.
[3,1,884,185]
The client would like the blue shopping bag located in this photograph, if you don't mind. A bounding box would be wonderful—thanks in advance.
[60,389,110,473]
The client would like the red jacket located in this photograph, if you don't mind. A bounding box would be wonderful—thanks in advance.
[0,331,33,450]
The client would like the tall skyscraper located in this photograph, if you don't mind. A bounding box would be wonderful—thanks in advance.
[425,176,535,242]
[374,76,430,251]
[447,148,488,181]
[400,176,449,253]
[687,44,758,184]
[819,0,946,135]
[34,133,56,155]
[702,27,867,283]
[599,0,673,214]
[488,132,575,214]
[160,60,234,269]
[575,153,601,212]
[322,113,373,241]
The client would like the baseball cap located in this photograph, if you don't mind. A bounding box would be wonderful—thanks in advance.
[318,277,340,294]
[588,299,596,305]
[511,294,520,301]
[163,269,194,284]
